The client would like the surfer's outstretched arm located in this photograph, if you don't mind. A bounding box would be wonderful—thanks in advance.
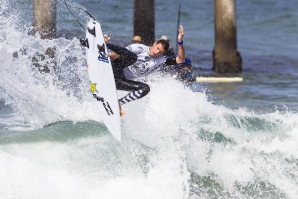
[106,43,137,69]
[104,34,137,65]
[176,25,185,64]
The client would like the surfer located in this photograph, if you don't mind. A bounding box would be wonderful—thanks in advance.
[104,25,185,116]
[132,35,142,44]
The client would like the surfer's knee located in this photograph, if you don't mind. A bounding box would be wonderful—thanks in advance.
[138,83,150,98]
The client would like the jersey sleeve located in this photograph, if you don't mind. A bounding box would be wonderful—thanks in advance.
[165,56,177,65]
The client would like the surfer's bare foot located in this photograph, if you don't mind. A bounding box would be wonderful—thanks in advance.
[119,103,125,117]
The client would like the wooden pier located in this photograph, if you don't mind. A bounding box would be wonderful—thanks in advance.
[134,0,155,45]
[33,0,57,39]
[213,0,242,73]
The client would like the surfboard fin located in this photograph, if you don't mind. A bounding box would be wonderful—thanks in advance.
[80,38,89,48]
[97,43,108,60]
[97,44,105,53]
[88,27,96,37]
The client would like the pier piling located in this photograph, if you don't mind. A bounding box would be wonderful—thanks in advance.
[134,0,155,45]
[33,0,57,39]
[213,0,242,73]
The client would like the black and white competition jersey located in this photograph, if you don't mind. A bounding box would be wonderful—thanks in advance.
[122,44,168,80]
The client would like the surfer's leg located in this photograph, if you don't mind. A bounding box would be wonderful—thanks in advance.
[115,78,150,105]
[119,102,125,117]
[107,43,137,68]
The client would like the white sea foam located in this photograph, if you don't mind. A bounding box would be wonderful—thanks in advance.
[1,73,298,198]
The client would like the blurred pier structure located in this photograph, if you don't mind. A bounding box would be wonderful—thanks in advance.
[31,0,242,75]
[33,0,57,39]
[32,0,57,73]
[213,0,242,73]
[134,0,155,45]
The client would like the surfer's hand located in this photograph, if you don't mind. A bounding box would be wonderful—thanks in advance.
[104,34,110,42]
[177,25,184,42]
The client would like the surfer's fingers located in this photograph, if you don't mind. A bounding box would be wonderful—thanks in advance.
[179,25,184,34]
[103,34,110,42]
[178,25,184,38]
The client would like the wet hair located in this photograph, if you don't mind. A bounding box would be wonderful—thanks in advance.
[156,39,170,51]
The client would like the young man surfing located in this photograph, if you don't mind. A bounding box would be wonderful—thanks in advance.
[105,25,186,116]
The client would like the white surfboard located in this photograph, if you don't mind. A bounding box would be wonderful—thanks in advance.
[82,19,121,142]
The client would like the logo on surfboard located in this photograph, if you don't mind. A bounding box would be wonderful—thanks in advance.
[90,81,114,115]
[90,81,99,93]
[103,102,114,115]
[97,43,109,63]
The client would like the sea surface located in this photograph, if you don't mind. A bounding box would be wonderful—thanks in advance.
[1,0,298,198]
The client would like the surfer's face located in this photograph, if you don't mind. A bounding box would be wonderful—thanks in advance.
[149,42,165,58]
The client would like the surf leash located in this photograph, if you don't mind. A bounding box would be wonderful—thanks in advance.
[60,0,96,31]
